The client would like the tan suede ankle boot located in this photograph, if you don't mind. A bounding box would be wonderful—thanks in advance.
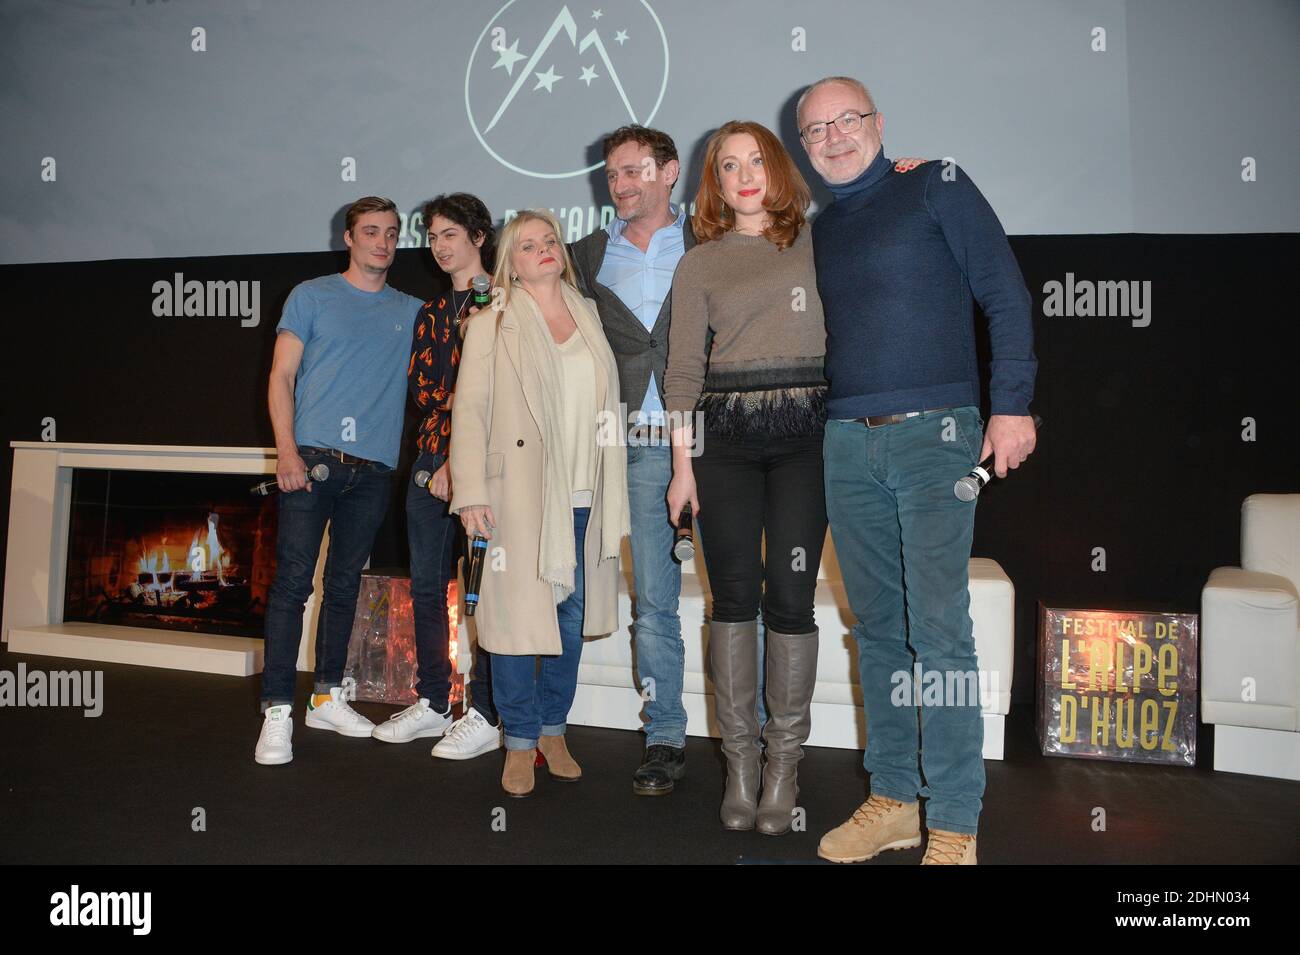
[537,734,582,781]
[502,748,536,797]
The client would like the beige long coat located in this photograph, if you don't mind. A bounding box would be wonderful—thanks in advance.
[449,289,623,656]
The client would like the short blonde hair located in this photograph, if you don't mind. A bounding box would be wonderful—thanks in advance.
[492,209,581,309]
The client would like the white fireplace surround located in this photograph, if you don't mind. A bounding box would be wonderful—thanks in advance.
[5,441,1016,757]
[4,442,305,675]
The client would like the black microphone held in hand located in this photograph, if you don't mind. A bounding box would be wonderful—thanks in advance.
[463,535,489,617]
[953,414,1043,502]
[250,463,330,496]
[672,503,695,563]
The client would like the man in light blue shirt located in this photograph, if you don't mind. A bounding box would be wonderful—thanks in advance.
[595,202,686,427]
[255,196,423,767]
[569,126,696,795]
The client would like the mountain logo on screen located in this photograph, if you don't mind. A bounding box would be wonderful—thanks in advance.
[465,2,670,179]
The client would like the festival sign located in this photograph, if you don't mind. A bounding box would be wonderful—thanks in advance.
[1038,606,1197,766]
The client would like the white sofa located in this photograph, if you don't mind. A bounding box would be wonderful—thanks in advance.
[568,533,1015,759]
[1201,493,1300,780]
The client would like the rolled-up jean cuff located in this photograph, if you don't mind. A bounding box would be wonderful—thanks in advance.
[926,817,979,837]
[313,680,340,694]
[871,783,919,806]
[261,698,293,712]
[540,723,567,737]
[646,735,686,749]
[505,734,537,751]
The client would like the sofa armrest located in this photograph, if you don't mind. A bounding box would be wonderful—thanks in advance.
[1201,566,1299,730]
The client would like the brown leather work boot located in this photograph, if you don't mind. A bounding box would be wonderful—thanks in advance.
[922,828,978,865]
[537,734,582,781]
[817,794,922,863]
[502,748,536,797]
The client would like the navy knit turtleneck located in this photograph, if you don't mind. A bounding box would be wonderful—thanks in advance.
[811,156,1037,417]
[825,148,893,201]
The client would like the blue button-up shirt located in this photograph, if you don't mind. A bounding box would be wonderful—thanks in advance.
[596,204,687,426]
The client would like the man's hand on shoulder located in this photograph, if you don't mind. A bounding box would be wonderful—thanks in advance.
[980,414,1037,478]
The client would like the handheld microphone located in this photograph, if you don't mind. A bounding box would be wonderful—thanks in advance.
[414,469,432,488]
[672,503,695,563]
[954,414,1043,502]
[251,463,330,496]
[471,274,492,308]
[463,535,489,617]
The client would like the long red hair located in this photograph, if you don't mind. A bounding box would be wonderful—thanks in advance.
[691,120,811,250]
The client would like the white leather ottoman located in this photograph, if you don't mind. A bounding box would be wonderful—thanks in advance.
[568,536,1015,759]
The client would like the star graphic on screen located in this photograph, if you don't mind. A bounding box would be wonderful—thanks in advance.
[492,37,527,76]
[579,65,599,86]
[614,29,629,45]
[533,65,563,92]
[592,8,603,18]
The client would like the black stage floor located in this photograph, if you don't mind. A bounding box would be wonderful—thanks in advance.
[1,647,1295,865]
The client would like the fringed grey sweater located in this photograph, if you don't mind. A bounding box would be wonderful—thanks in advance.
[664,226,827,440]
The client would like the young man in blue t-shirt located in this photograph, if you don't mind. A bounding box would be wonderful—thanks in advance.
[255,196,424,766]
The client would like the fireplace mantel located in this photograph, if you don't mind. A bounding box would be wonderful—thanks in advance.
[3,442,324,676]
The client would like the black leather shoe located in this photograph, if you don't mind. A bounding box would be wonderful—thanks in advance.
[632,744,686,796]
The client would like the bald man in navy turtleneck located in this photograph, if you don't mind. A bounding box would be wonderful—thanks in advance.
[798,76,1038,866]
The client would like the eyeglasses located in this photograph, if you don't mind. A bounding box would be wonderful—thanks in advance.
[800,110,877,144]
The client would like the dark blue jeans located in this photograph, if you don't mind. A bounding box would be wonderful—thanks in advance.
[823,408,986,835]
[406,450,496,723]
[260,447,394,707]
[493,507,589,750]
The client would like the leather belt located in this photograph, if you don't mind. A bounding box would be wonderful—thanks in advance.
[855,407,952,429]
[298,445,376,466]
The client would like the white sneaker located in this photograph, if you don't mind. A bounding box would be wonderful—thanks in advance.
[303,678,375,738]
[431,707,502,760]
[255,704,294,765]
[371,698,454,743]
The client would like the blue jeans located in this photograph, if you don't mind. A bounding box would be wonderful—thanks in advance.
[260,447,394,707]
[625,444,687,748]
[823,407,986,836]
[493,507,590,750]
[406,450,496,723]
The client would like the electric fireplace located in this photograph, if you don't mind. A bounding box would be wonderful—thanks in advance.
[62,468,276,638]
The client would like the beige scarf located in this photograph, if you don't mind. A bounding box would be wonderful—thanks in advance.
[509,281,629,605]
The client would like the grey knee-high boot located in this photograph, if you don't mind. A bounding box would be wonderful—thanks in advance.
[708,619,761,830]
[756,628,819,835]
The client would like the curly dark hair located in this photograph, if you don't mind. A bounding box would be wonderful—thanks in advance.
[422,193,496,273]
[601,125,678,167]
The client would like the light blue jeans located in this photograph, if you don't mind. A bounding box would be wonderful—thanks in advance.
[823,407,986,835]
[626,444,688,748]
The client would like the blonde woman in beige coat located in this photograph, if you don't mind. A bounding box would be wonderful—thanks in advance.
[450,209,630,797]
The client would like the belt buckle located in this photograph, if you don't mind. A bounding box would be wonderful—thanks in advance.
[865,411,918,429]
